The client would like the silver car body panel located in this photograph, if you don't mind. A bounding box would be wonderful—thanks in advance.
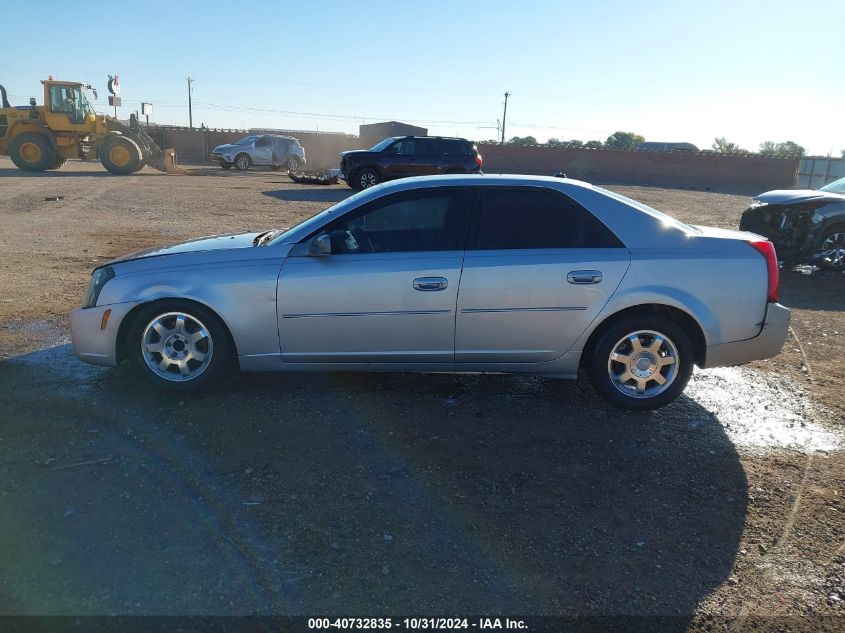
[70,174,789,376]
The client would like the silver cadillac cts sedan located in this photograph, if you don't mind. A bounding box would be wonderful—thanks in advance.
[71,175,790,410]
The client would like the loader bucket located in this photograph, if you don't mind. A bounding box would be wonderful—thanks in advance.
[159,148,191,175]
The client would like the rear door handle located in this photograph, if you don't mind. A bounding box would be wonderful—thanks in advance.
[413,277,448,291]
[567,270,603,285]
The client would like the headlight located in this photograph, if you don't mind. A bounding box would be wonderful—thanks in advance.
[81,266,115,308]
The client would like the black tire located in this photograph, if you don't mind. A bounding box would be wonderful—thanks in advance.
[355,167,380,189]
[220,163,232,170]
[47,156,68,170]
[234,153,251,170]
[587,315,694,410]
[286,157,301,173]
[127,301,234,391]
[9,132,56,172]
[99,135,143,175]
[815,224,845,271]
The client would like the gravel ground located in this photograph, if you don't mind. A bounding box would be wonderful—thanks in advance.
[0,158,843,629]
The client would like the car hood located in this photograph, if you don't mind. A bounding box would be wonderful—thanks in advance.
[754,189,845,205]
[110,232,267,263]
[339,149,374,158]
[212,144,244,153]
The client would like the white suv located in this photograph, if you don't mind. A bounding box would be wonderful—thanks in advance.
[211,134,306,171]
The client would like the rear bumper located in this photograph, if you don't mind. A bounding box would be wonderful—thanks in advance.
[70,302,139,367]
[703,302,791,368]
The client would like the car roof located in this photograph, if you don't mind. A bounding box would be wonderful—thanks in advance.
[366,173,594,192]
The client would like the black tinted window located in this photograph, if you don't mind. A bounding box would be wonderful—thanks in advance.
[327,189,472,254]
[473,188,624,249]
[442,139,468,155]
[415,138,439,154]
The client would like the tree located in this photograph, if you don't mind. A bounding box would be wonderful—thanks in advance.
[712,137,745,154]
[508,135,538,146]
[546,138,584,148]
[583,140,603,149]
[604,131,645,149]
[759,141,805,157]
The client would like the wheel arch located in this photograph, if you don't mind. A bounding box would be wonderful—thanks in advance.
[115,297,240,366]
[234,152,252,166]
[579,303,708,369]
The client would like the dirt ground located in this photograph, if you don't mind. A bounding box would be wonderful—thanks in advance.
[0,158,843,630]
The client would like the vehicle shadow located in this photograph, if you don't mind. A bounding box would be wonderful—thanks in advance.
[0,346,747,625]
[0,168,162,178]
[263,187,353,203]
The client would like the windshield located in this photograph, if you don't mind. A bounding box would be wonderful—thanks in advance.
[268,189,372,245]
[369,137,399,152]
[233,135,260,145]
[820,177,845,194]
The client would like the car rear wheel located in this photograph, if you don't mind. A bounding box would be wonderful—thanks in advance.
[587,315,693,410]
[356,167,380,189]
[286,157,301,173]
[816,226,845,271]
[234,153,251,170]
[128,302,233,390]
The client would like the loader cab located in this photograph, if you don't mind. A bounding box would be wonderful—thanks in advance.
[43,81,95,129]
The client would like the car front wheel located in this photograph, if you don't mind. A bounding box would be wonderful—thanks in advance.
[128,302,233,390]
[356,167,380,189]
[234,154,251,170]
[587,315,693,410]
[816,226,845,270]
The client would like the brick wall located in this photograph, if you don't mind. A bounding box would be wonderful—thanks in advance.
[477,144,799,192]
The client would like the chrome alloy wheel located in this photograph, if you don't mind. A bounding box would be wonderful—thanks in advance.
[287,157,300,172]
[235,155,250,170]
[819,232,845,269]
[359,171,377,188]
[607,330,679,398]
[141,312,214,382]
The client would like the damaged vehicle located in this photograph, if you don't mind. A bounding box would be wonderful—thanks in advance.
[211,134,305,172]
[739,176,845,270]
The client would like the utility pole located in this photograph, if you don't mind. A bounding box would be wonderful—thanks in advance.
[186,76,194,129]
[500,92,510,144]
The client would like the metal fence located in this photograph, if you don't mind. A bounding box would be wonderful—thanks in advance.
[797,156,845,189]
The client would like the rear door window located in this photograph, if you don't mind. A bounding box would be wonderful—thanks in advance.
[471,187,625,249]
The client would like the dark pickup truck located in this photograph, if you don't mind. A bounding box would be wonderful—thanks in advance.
[339,136,482,190]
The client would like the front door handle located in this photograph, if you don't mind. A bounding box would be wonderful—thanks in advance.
[413,277,448,291]
[567,270,603,285]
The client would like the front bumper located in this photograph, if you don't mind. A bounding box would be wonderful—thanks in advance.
[703,302,790,368]
[70,302,139,367]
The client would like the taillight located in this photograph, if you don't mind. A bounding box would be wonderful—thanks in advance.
[475,153,482,167]
[748,239,779,303]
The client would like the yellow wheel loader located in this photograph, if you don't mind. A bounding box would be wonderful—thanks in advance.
[0,80,185,175]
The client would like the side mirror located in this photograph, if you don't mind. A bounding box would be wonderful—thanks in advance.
[309,233,332,256]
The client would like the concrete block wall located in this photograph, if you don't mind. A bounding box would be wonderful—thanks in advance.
[147,126,365,168]
[144,126,799,191]
[477,144,799,192]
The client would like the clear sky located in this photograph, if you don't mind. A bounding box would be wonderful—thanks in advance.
[2,0,843,155]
